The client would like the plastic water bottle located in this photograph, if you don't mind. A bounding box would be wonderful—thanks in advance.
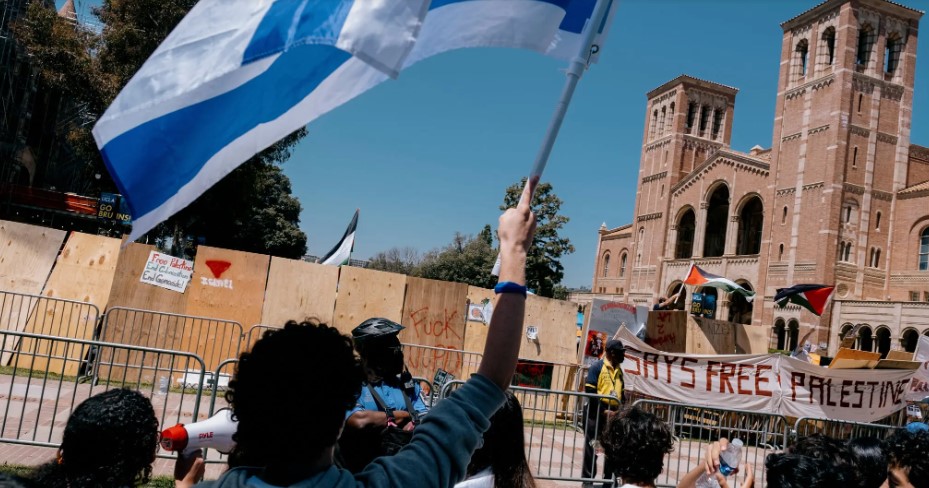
[695,439,743,488]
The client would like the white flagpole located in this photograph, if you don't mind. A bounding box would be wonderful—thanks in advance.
[492,0,614,276]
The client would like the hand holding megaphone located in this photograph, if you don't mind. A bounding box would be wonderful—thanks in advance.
[161,409,237,456]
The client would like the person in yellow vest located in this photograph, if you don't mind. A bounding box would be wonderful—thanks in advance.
[582,339,625,488]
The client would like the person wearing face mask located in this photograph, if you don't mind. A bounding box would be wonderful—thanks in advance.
[339,318,429,472]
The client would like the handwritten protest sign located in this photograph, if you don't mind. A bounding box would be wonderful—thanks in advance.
[908,335,929,402]
[139,251,193,293]
[619,329,917,423]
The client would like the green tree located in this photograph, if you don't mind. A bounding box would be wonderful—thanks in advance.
[13,0,308,257]
[414,225,497,288]
[367,246,421,275]
[501,179,574,297]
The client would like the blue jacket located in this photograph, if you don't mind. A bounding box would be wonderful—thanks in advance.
[197,374,504,488]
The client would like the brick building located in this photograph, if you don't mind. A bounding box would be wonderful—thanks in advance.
[591,0,929,356]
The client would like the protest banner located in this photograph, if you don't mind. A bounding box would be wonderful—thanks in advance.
[619,329,917,423]
[908,335,929,402]
[589,298,638,338]
[139,250,193,293]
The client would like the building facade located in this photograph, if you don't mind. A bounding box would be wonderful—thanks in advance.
[592,0,929,356]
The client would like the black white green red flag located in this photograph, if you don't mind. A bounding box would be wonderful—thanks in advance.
[319,209,358,266]
[682,264,756,301]
[774,284,835,316]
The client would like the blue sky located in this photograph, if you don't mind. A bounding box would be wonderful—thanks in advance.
[63,0,929,288]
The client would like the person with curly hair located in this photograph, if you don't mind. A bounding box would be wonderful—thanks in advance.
[456,390,536,488]
[28,388,160,488]
[597,406,673,488]
[764,452,845,488]
[884,428,929,488]
[847,437,887,488]
[190,192,537,487]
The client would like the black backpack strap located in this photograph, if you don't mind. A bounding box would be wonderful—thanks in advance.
[402,387,420,424]
[366,383,395,419]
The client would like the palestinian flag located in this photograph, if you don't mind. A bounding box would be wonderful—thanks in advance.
[683,264,756,301]
[774,284,834,316]
[319,209,359,266]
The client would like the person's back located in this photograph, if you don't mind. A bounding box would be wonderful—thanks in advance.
[28,388,159,488]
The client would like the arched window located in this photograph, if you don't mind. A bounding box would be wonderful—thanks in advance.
[703,185,729,257]
[875,211,881,230]
[651,110,658,139]
[857,94,864,113]
[774,319,787,351]
[796,39,809,79]
[840,323,855,349]
[736,197,764,255]
[920,227,929,271]
[859,326,874,352]
[667,103,675,135]
[675,209,696,259]
[787,320,800,351]
[902,329,919,353]
[876,327,891,359]
[619,253,627,278]
[838,242,846,261]
[782,206,788,224]
[686,101,697,132]
[728,282,754,325]
[843,242,852,262]
[638,227,645,244]
[885,32,902,75]
[852,147,859,168]
[857,23,875,67]
[601,253,610,277]
[779,243,785,261]
[711,108,723,139]
[659,106,667,135]
[666,282,686,311]
[869,247,881,268]
[821,26,836,66]
[699,105,711,136]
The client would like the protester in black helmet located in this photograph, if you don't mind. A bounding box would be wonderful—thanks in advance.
[340,317,428,471]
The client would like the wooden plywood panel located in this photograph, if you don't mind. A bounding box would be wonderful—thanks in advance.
[520,294,577,366]
[463,286,495,354]
[0,220,66,295]
[399,277,468,380]
[331,266,406,335]
[20,232,121,374]
[185,246,269,370]
[645,311,687,353]
[261,257,338,329]
[687,316,737,354]
[97,243,190,382]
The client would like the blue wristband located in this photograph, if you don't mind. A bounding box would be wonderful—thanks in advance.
[494,281,527,297]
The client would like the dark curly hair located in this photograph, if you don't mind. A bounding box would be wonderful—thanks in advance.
[846,437,887,488]
[787,433,853,480]
[225,320,365,467]
[599,406,673,484]
[884,429,929,488]
[30,388,159,487]
[765,452,846,488]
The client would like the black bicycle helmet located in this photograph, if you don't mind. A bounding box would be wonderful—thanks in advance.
[352,318,405,344]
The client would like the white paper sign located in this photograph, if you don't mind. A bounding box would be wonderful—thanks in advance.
[908,336,929,402]
[139,251,193,293]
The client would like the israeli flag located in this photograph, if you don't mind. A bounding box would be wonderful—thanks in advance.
[94,0,618,241]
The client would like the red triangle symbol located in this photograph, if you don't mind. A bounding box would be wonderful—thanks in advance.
[205,260,232,279]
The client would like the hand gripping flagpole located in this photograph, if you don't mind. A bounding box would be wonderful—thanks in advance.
[492,0,614,276]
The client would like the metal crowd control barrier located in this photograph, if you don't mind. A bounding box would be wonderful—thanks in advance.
[793,416,898,441]
[98,307,243,381]
[633,399,789,488]
[202,358,239,465]
[0,329,206,459]
[441,380,616,485]
[244,324,280,350]
[0,290,101,365]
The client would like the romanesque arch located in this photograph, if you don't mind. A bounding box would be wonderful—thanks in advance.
[703,183,730,257]
[736,195,764,255]
[675,207,696,259]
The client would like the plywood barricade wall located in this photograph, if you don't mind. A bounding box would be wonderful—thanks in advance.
[0,220,67,364]
[258,257,339,345]
[331,266,406,335]
[687,316,738,354]
[399,277,468,381]
[19,232,121,374]
[645,311,688,353]
[184,246,269,370]
[520,294,581,422]
[97,243,190,382]
[463,286,495,355]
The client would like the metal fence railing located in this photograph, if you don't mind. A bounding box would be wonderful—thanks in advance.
[633,399,790,488]
[0,329,207,458]
[441,379,616,485]
[244,324,281,350]
[98,307,243,381]
[0,290,101,372]
[401,343,483,384]
[793,416,898,441]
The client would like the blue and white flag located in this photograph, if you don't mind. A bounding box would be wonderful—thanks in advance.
[94,0,619,241]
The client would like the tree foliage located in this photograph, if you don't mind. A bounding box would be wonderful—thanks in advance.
[501,179,574,297]
[13,0,308,258]
[416,225,497,288]
[367,247,421,275]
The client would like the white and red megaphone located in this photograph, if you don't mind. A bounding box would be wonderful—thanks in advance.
[161,409,237,455]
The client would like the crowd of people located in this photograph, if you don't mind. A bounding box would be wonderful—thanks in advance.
[0,197,928,488]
